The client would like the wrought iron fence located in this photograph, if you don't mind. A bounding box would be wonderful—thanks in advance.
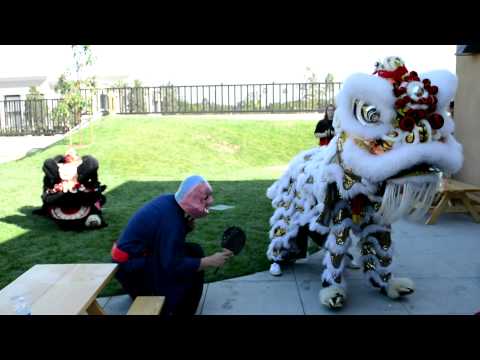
[81,82,342,115]
[0,99,68,136]
[1,82,342,135]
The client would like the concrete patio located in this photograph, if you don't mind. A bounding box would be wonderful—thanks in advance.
[98,212,480,315]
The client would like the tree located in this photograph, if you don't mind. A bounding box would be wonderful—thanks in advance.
[324,73,336,108]
[25,86,43,101]
[110,80,128,113]
[112,80,127,88]
[301,66,324,110]
[129,79,147,113]
[160,81,179,114]
[305,66,319,83]
[54,74,73,96]
[52,45,96,145]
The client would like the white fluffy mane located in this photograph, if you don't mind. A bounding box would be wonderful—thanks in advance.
[341,134,463,183]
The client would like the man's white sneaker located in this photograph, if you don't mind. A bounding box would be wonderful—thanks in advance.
[269,262,282,276]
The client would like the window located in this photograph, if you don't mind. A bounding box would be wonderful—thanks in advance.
[4,95,22,130]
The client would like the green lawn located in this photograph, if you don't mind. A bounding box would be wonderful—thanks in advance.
[0,115,319,296]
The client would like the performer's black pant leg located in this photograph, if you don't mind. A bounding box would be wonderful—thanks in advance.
[172,242,205,317]
[42,159,60,189]
[116,243,204,317]
[77,155,99,185]
[279,226,309,264]
[296,226,309,258]
[114,258,151,300]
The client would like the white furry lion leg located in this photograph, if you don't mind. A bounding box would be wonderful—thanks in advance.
[385,277,415,299]
[319,202,352,309]
[359,227,415,299]
[319,285,347,308]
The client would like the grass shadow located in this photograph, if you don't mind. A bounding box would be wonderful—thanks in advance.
[0,179,275,297]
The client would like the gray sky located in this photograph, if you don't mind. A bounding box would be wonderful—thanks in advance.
[0,45,457,85]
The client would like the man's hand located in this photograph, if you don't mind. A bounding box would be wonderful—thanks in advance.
[208,249,233,267]
[199,249,233,270]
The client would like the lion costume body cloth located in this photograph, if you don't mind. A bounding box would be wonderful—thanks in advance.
[266,57,464,309]
[36,148,107,230]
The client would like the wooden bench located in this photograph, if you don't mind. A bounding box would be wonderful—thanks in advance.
[127,296,165,315]
[426,178,480,224]
[0,264,118,315]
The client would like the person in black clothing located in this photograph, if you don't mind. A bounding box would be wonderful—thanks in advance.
[112,175,233,317]
[314,104,336,146]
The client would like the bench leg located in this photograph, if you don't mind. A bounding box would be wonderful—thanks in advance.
[426,193,449,225]
[86,300,106,315]
[460,194,480,223]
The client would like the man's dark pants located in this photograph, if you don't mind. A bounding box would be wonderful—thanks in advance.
[115,243,204,317]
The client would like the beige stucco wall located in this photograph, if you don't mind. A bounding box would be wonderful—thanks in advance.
[454,54,480,186]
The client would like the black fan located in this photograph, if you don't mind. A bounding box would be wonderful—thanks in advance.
[214,226,246,273]
[221,226,246,255]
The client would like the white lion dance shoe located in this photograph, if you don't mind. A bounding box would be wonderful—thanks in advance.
[269,262,282,276]
[85,214,102,228]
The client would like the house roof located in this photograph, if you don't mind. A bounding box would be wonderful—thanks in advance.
[0,76,48,88]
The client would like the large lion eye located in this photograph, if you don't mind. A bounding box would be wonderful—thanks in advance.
[353,99,381,126]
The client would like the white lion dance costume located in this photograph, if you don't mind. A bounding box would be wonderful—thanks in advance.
[266,57,463,309]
